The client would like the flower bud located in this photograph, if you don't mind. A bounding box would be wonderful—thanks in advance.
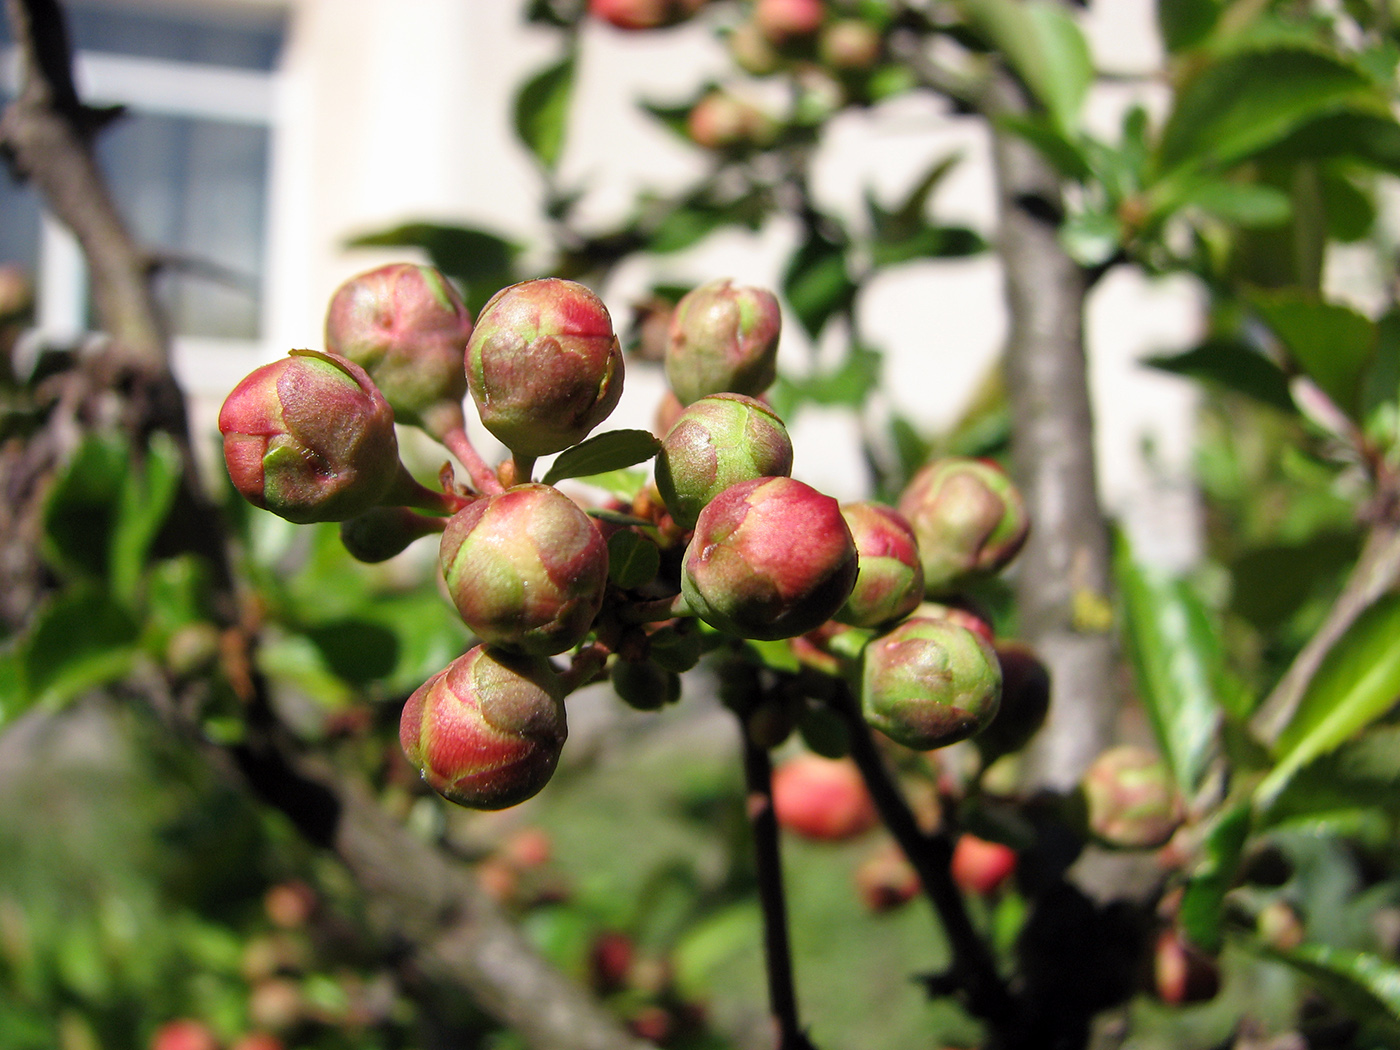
[400,645,567,810]
[666,280,781,405]
[1080,746,1182,850]
[861,615,1002,750]
[340,506,443,563]
[684,92,777,152]
[974,640,1051,764]
[589,0,706,30]
[820,19,881,70]
[1153,928,1220,1005]
[466,279,624,458]
[219,349,401,524]
[772,753,877,841]
[612,659,681,711]
[898,458,1029,595]
[324,263,472,439]
[833,502,923,628]
[728,19,783,75]
[854,843,920,912]
[655,393,793,529]
[754,0,825,45]
[681,476,857,640]
[441,484,608,655]
[950,834,1017,896]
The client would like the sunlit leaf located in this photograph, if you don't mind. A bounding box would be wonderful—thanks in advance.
[962,0,1094,133]
[514,53,576,171]
[21,587,140,710]
[770,345,882,418]
[1180,179,1291,227]
[542,430,661,485]
[1259,943,1400,1035]
[1252,291,1377,421]
[1257,595,1400,810]
[110,432,183,605]
[41,433,126,578]
[782,232,855,340]
[346,222,521,315]
[1178,802,1250,952]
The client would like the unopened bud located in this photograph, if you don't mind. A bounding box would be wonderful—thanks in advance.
[820,18,881,70]
[833,501,923,628]
[771,753,877,841]
[219,350,401,524]
[1080,745,1182,850]
[681,476,857,640]
[666,279,781,404]
[861,615,1001,750]
[325,263,472,439]
[754,0,825,45]
[655,393,793,529]
[974,640,1050,764]
[441,484,609,655]
[589,0,706,29]
[897,457,1029,595]
[466,279,623,458]
[685,92,778,152]
[400,645,567,810]
[612,659,682,711]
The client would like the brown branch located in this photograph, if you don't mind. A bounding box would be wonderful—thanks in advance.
[985,70,1118,792]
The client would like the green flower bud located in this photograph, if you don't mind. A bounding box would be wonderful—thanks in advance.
[1080,746,1181,850]
[466,278,623,458]
[655,393,793,529]
[681,476,857,640]
[897,457,1029,595]
[665,279,781,405]
[219,350,401,524]
[611,660,681,711]
[400,645,567,810]
[441,484,609,655]
[861,615,1002,750]
[833,501,923,628]
[324,263,473,439]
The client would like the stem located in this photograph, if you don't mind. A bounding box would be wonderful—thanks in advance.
[832,687,1018,1032]
[514,452,537,485]
[739,724,818,1050]
[616,592,694,625]
[443,426,504,495]
[382,463,471,516]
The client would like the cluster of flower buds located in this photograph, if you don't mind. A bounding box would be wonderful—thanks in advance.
[220,263,1043,813]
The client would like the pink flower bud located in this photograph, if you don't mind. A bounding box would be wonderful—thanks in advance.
[219,350,401,524]
[772,753,877,841]
[324,263,472,438]
[1080,746,1182,850]
[466,279,623,458]
[684,92,778,152]
[441,484,609,655]
[861,615,1002,750]
[754,0,825,44]
[589,0,707,30]
[655,392,793,529]
[833,502,924,628]
[682,476,857,640]
[819,18,881,70]
[400,645,567,810]
[666,279,781,405]
[897,457,1029,595]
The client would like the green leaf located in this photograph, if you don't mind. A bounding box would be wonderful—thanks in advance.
[642,98,699,144]
[542,430,661,485]
[769,345,882,418]
[1115,538,1224,793]
[1263,111,1400,176]
[1144,339,1295,413]
[303,619,399,686]
[961,0,1094,133]
[1059,209,1121,267]
[41,433,127,578]
[1180,179,1291,227]
[110,432,183,604]
[648,202,735,254]
[1260,943,1400,1036]
[1157,0,1222,53]
[995,113,1092,181]
[514,53,576,171]
[1177,802,1250,952]
[866,153,963,237]
[1258,595,1400,810]
[608,530,661,590]
[782,231,855,340]
[572,467,650,502]
[870,225,986,268]
[21,587,140,710]
[1251,291,1377,421]
[1156,49,1379,176]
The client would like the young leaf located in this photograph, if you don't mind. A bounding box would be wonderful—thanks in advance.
[782,231,855,340]
[1155,49,1378,176]
[1157,0,1222,53]
[1177,802,1250,953]
[110,432,183,605]
[1143,339,1295,413]
[608,530,661,590]
[1115,538,1224,794]
[1251,291,1377,421]
[22,587,140,710]
[572,467,651,502]
[514,53,576,171]
[961,0,1094,134]
[1257,595,1400,811]
[1259,943,1400,1036]
[1180,179,1291,228]
[542,430,661,485]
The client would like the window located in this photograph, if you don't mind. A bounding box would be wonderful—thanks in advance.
[0,1,285,344]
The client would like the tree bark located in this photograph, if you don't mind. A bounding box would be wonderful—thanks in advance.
[987,74,1118,791]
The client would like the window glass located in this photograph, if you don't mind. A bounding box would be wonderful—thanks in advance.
[0,95,42,276]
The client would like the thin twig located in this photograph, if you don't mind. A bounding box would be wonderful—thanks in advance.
[443,425,505,495]
[739,722,819,1050]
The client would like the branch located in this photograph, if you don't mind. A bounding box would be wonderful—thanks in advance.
[739,725,818,1050]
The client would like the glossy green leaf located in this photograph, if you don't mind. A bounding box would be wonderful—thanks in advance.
[1180,179,1291,227]
[1257,595,1400,810]
[1156,49,1378,176]
[870,226,986,268]
[608,530,661,590]
[769,345,882,418]
[1177,802,1250,952]
[1263,111,1400,175]
[994,114,1092,182]
[1252,291,1377,420]
[1115,538,1223,793]
[542,430,661,485]
[865,153,963,238]
[1260,943,1400,1035]
[110,432,183,605]
[962,0,1094,133]
[1144,339,1295,413]
[1157,0,1222,53]
[21,587,140,710]
[514,53,575,171]
[782,232,855,340]
[41,433,127,578]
